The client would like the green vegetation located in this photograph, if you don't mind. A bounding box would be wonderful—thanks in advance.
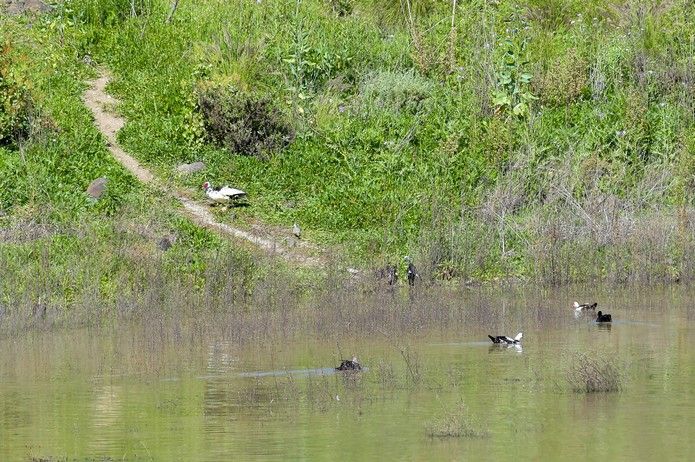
[0,11,304,330]
[2,0,695,292]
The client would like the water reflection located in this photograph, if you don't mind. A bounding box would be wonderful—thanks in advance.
[238,367,338,378]
[206,341,238,374]
[488,344,523,354]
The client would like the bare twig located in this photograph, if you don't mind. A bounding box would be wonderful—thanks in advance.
[166,0,180,24]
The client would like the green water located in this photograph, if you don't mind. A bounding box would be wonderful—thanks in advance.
[1,288,694,461]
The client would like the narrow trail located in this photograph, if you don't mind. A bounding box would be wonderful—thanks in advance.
[83,73,324,267]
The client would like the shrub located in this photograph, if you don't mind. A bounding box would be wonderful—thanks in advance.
[535,49,589,105]
[327,0,353,17]
[0,42,34,146]
[567,352,622,393]
[196,85,295,159]
[355,69,434,115]
[66,0,153,26]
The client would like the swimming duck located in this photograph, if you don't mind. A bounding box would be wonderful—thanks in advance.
[202,181,246,205]
[336,356,361,371]
[488,332,523,345]
[574,301,598,312]
[596,311,612,323]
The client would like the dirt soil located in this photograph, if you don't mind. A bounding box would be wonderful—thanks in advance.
[3,0,52,15]
[83,73,325,267]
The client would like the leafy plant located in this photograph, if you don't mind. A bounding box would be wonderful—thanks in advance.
[0,41,34,146]
[491,11,537,118]
[356,69,434,115]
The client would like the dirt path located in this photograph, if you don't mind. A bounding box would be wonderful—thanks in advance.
[83,73,324,267]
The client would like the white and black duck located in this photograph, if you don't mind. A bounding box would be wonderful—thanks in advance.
[574,301,598,312]
[202,181,246,205]
[336,356,362,371]
[488,332,523,345]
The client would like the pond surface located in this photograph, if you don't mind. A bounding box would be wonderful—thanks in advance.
[1,287,695,460]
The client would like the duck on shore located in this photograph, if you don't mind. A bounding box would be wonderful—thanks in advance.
[336,356,362,371]
[488,333,523,345]
[202,181,246,205]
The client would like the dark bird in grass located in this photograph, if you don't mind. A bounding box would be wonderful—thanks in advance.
[596,311,612,323]
[336,356,361,371]
[376,264,398,286]
[488,332,523,345]
[405,256,418,286]
[386,264,397,285]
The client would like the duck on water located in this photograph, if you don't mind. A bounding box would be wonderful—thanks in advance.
[574,301,597,312]
[488,333,523,345]
[336,357,362,371]
[596,311,612,323]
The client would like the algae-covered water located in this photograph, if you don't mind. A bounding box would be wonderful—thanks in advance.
[1,287,694,460]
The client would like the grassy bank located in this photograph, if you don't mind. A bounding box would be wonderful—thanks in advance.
[2,0,695,290]
[0,12,308,330]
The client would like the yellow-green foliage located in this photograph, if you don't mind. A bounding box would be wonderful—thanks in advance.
[535,49,588,105]
[3,0,695,284]
[0,40,33,146]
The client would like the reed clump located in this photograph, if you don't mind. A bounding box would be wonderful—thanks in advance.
[425,404,489,438]
[567,352,622,393]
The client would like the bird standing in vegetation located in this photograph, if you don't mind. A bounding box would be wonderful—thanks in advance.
[596,311,612,323]
[292,222,301,239]
[386,264,397,285]
[488,333,523,345]
[336,357,361,371]
[202,181,246,205]
[405,256,418,286]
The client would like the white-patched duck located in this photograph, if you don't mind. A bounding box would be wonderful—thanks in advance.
[336,356,362,371]
[488,332,523,345]
[202,181,246,205]
[574,301,598,312]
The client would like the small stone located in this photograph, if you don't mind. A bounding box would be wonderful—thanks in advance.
[86,177,108,199]
[157,235,176,251]
[176,161,206,174]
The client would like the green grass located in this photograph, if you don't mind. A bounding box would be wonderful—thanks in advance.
[2,0,695,285]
